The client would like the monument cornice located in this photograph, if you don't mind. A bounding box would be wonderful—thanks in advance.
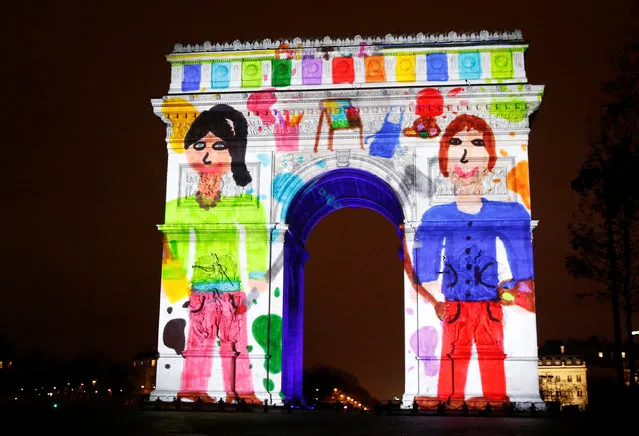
[152,84,543,114]
[170,30,525,55]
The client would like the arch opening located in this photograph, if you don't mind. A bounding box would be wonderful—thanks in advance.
[281,168,405,403]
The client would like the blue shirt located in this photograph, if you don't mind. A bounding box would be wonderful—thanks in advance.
[414,198,534,302]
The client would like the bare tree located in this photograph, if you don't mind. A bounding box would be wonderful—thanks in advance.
[567,37,639,386]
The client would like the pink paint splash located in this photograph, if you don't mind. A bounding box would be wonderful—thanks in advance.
[357,42,369,58]
[247,90,277,126]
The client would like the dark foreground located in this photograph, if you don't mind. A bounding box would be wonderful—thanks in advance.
[0,406,606,436]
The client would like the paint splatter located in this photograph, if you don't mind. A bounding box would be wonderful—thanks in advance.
[447,87,464,97]
[252,299,258,305]
[252,314,283,374]
[499,149,508,157]
[257,153,272,166]
[247,345,253,352]
[274,287,281,298]
[263,378,275,391]
[409,326,439,376]
[509,131,516,137]
[273,173,305,220]
[247,91,277,126]
[507,160,531,210]
[415,88,444,117]
[488,98,527,123]
[316,160,326,168]
[406,308,414,315]
[521,144,527,151]
[163,318,186,355]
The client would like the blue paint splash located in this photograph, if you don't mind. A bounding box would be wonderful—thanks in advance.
[257,153,272,167]
[273,172,305,219]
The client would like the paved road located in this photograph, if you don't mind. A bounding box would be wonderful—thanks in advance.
[1,407,601,435]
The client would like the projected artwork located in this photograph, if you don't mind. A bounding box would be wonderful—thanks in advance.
[152,31,545,410]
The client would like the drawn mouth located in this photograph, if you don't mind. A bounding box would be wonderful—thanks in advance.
[453,165,479,179]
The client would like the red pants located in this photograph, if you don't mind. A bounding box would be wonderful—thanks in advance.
[180,291,254,399]
[437,301,507,401]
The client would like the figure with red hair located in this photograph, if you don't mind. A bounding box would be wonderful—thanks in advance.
[412,114,535,406]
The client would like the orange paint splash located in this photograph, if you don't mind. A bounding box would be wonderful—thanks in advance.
[507,160,531,210]
[521,144,527,151]
[509,131,516,137]
[499,149,508,157]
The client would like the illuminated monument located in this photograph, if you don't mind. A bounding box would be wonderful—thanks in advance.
[151,30,544,409]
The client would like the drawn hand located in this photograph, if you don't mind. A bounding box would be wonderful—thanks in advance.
[248,278,267,293]
[434,301,447,321]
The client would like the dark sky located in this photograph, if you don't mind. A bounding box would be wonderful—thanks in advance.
[2,0,637,401]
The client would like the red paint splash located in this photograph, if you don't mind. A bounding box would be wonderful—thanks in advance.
[447,87,464,97]
[415,88,444,117]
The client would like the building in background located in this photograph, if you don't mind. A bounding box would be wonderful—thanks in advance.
[538,346,588,410]
[130,351,159,397]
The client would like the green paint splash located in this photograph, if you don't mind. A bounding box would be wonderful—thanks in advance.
[488,98,527,123]
[263,378,274,392]
[274,287,281,298]
[252,314,283,374]
[247,345,253,352]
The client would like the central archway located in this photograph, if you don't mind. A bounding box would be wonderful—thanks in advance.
[281,168,405,402]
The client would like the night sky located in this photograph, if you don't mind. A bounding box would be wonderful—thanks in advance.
[2,0,637,401]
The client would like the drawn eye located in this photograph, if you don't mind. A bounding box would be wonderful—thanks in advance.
[471,139,486,147]
[449,137,462,146]
[193,141,206,151]
[211,141,229,151]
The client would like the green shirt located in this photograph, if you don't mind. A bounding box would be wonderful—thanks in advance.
[161,193,268,293]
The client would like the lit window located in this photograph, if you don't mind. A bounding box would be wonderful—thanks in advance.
[0,361,3,369]
[576,375,582,382]
[622,352,626,359]
[598,352,603,358]
[577,390,582,397]
[567,375,572,382]
[152,360,156,367]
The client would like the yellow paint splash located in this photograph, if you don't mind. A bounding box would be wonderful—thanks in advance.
[521,144,527,151]
[162,277,190,303]
[507,160,531,210]
[161,97,200,154]
[499,149,508,157]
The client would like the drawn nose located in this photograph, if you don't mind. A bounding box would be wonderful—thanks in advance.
[460,149,469,164]
[202,152,212,165]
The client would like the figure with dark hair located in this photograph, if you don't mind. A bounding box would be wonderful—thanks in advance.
[413,114,535,405]
[162,104,268,405]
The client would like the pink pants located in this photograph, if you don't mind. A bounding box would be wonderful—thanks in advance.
[180,291,254,398]
[437,301,507,402]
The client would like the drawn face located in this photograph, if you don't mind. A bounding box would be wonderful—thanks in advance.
[446,129,490,181]
[185,131,232,175]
